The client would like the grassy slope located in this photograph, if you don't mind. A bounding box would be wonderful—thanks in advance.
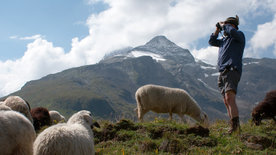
[93,119,276,154]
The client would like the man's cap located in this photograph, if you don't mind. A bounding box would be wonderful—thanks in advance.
[224,15,239,26]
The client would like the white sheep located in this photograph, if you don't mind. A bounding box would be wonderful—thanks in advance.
[33,110,98,155]
[0,110,36,155]
[135,84,209,126]
[49,110,66,124]
[3,96,33,123]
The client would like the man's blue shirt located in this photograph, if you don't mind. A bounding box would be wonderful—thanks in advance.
[209,24,245,73]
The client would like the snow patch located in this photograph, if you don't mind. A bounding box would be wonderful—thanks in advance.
[128,50,166,62]
[200,66,216,70]
[211,72,220,76]
[197,78,219,93]
[244,61,259,65]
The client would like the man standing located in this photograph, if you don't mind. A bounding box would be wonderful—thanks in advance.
[209,15,245,134]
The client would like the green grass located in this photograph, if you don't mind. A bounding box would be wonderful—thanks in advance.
[94,119,276,154]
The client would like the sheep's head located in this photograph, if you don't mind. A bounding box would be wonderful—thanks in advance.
[251,102,268,126]
[49,110,66,124]
[200,112,209,127]
[31,107,51,131]
[251,109,264,126]
[68,110,100,129]
[4,96,33,123]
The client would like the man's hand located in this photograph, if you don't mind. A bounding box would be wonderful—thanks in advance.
[219,21,224,28]
[216,22,224,31]
[214,21,224,36]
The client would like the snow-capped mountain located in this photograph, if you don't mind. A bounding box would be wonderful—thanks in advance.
[104,35,194,63]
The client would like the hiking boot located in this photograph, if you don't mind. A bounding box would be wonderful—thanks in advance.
[228,117,241,135]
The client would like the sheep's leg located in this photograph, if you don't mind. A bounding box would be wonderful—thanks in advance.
[137,109,143,122]
[138,109,148,122]
[169,112,172,121]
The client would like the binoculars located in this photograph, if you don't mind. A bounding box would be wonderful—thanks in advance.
[216,22,223,31]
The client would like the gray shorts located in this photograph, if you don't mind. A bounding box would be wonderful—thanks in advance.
[218,68,241,97]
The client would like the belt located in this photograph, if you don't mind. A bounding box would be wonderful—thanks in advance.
[225,66,237,71]
[219,66,238,73]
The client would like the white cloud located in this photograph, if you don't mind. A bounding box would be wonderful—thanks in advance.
[0,36,86,97]
[243,0,276,58]
[9,35,18,39]
[86,0,102,5]
[191,47,218,66]
[19,34,43,40]
[247,15,276,57]
[0,0,276,97]
[9,34,43,40]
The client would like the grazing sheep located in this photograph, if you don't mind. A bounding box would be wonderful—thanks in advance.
[33,110,99,155]
[0,110,36,155]
[49,110,66,124]
[135,84,209,126]
[252,90,276,125]
[3,96,33,123]
[31,107,51,131]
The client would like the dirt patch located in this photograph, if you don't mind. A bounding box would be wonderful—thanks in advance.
[94,119,140,143]
[241,134,274,150]
[93,124,117,143]
[148,127,167,139]
[114,119,138,131]
[186,125,210,137]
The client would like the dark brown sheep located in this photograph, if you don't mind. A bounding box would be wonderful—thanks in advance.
[252,90,276,125]
[31,107,51,131]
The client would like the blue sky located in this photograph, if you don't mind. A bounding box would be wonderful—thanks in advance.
[1,0,276,97]
[0,0,107,60]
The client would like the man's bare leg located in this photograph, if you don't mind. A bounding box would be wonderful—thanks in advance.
[225,90,239,118]
[225,90,240,134]
[223,97,231,118]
